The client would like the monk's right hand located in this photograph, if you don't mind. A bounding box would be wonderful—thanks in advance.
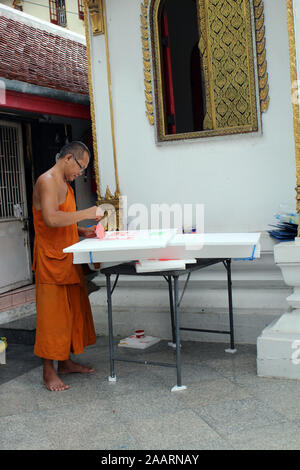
[85,206,104,221]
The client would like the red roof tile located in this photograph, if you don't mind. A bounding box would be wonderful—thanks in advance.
[0,16,88,95]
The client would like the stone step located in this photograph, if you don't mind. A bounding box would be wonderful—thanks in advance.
[0,314,36,345]
[0,284,35,312]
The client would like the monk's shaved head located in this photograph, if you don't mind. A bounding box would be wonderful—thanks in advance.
[58,141,90,161]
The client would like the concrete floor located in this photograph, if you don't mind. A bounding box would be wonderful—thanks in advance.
[1,337,300,450]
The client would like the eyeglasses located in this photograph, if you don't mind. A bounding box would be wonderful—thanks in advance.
[72,154,87,176]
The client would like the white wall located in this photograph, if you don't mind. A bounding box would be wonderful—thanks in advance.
[91,0,296,234]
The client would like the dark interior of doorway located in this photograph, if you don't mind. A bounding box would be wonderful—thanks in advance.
[159,0,205,135]
[24,121,73,260]
[30,122,72,180]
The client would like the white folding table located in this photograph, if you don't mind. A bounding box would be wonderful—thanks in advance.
[64,230,261,391]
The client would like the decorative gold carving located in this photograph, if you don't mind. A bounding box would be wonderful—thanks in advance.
[145,90,152,101]
[87,0,104,35]
[254,0,264,18]
[144,70,152,82]
[143,59,151,72]
[13,0,23,9]
[104,186,113,199]
[141,27,149,40]
[254,0,269,112]
[144,80,152,93]
[99,187,124,231]
[286,0,300,234]
[141,0,154,125]
[197,0,214,130]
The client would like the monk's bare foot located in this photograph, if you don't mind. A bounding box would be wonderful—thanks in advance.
[57,358,95,375]
[43,359,69,391]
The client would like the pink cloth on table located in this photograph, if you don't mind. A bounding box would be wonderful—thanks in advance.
[96,223,105,239]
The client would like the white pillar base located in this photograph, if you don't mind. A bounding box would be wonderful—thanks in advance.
[257,241,300,380]
[257,313,300,380]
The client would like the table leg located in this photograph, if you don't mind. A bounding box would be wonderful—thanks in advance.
[224,259,237,354]
[167,276,176,348]
[106,273,117,381]
[171,275,187,392]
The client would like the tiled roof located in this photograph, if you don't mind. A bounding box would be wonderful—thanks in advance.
[0,15,88,95]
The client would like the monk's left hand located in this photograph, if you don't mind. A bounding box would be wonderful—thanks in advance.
[80,226,97,238]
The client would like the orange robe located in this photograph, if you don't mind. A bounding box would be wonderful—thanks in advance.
[32,184,96,360]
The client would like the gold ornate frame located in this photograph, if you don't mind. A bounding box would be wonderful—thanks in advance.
[141,0,269,142]
[286,0,300,235]
[84,0,123,229]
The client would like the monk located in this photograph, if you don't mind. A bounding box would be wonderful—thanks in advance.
[32,141,103,391]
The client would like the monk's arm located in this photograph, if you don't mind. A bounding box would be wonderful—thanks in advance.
[40,178,99,228]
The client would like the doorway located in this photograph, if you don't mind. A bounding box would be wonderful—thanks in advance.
[0,115,94,297]
[0,120,32,294]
